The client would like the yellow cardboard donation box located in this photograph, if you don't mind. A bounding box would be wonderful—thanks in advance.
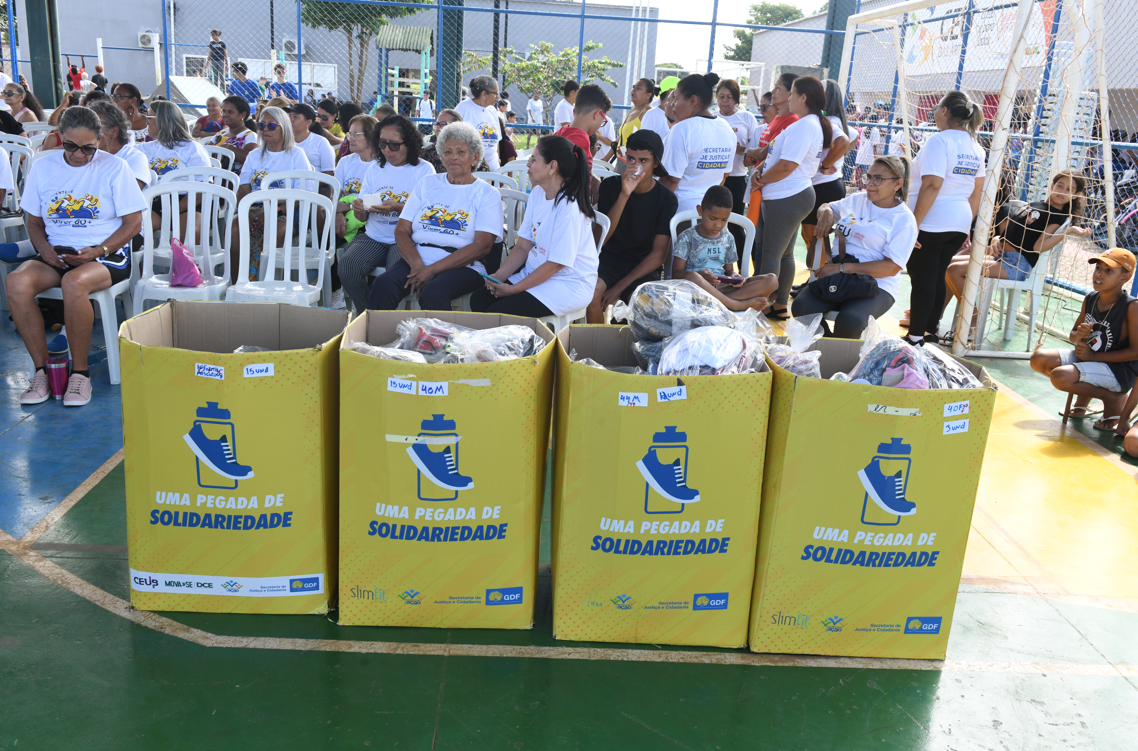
[551,326,770,648]
[337,311,555,629]
[120,301,348,614]
[749,339,995,659]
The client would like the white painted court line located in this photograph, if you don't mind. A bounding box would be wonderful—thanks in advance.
[20,449,124,544]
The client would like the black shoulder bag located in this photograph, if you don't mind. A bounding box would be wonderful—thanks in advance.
[807,233,879,303]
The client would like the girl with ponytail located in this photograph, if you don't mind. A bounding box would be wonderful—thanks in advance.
[659,71,738,213]
[902,89,987,345]
[473,135,599,317]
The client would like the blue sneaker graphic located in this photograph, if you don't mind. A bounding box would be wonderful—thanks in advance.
[857,458,915,516]
[47,332,69,355]
[407,443,473,491]
[636,448,700,504]
[183,423,255,480]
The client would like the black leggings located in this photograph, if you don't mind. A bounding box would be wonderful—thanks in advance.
[366,259,483,311]
[906,229,967,338]
[470,285,553,317]
[724,175,748,262]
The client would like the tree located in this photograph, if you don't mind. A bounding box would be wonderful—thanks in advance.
[300,0,430,104]
[723,3,806,62]
[461,41,623,123]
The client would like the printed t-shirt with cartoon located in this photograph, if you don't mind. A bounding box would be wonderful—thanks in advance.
[334,153,374,199]
[454,98,502,170]
[509,184,599,316]
[719,109,760,177]
[672,226,738,276]
[660,114,737,212]
[907,129,986,233]
[294,132,337,173]
[114,143,151,186]
[359,158,437,244]
[210,128,259,171]
[761,113,824,200]
[238,147,314,191]
[399,172,503,275]
[828,191,918,300]
[136,139,211,177]
[20,150,147,265]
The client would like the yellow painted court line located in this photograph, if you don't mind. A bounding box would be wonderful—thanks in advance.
[20,449,124,544]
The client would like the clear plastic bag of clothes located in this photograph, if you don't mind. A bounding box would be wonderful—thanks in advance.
[611,280,733,342]
[631,338,668,374]
[394,318,477,363]
[657,326,767,376]
[233,345,270,353]
[449,325,546,363]
[348,341,428,363]
[846,317,942,389]
[921,344,986,390]
[764,313,824,378]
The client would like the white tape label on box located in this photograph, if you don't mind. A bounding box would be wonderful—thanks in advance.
[387,377,416,395]
[243,363,275,378]
[944,400,970,417]
[619,392,648,407]
[943,418,970,435]
[195,363,224,381]
[657,385,687,403]
[418,381,449,397]
[868,404,921,417]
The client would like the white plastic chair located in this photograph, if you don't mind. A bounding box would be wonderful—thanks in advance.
[536,212,609,332]
[28,133,48,152]
[497,159,531,192]
[475,172,518,191]
[0,133,31,151]
[133,182,235,316]
[203,145,233,171]
[593,167,619,181]
[667,209,755,277]
[261,170,341,304]
[21,123,54,137]
[159,165,238,193]
[0,143,34,310]
[226,189,334,307]
[499,188,529,248]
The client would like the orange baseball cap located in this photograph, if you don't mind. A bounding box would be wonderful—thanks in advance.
[1089,248,1136,273]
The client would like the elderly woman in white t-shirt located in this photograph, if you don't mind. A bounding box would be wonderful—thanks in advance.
[367,121,503,311]
[6,106,146,407]
[791,155,917,339]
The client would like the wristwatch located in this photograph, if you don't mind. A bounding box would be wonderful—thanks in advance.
[839,263,845,274]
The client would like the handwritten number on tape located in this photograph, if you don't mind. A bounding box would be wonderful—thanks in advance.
[619,392,648,407]
[944,400,970,417]
[943,418,969,435]
[657,385,687,403]
[867,404,921,417]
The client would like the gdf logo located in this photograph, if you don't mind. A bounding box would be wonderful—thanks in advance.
[485,587,523,606]
[904,616,942,635]
[692,592,728,611]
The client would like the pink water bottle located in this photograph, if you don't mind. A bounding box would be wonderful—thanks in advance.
[45,354,70,400]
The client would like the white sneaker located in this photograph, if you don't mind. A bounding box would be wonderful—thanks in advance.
[331,288,347,310]
[63,373,92,407]
[19,370,50,405]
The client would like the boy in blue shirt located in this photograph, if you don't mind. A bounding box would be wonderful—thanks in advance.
[227,62,261,114]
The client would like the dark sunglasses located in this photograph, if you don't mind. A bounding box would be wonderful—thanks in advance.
[257,122,280,131]
[758,103,771,111]
[62,141,98,156]
[434,120,450,127]
[377,139,405,151]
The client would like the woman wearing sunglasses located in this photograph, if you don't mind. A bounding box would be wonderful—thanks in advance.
[339,114,435,313]
[316,99,343,147]
[3,82,43,124]
[6,106,146,408]
[230,106,315,283]
[111,83,150,143]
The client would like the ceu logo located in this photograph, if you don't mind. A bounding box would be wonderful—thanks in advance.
[183,402,255,490]
[399,589,422,605]
[394,414,474,501]
[221,580,242,593]
[485,586,523,606]
[611,594,633,611]
[289,577,320,592]
[857,438,914,526]
[150,157,181,175]
[637,427,700,515]
[421,205,470,231]
[822,616,844,632]
[692,592,728,611]
[904,616,942,635]
[47,193,101,220]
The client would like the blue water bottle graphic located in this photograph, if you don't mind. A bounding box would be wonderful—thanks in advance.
[857,437,915,526]
[183,402,254,490]
[636,426,700,514]
[406,414,474,501]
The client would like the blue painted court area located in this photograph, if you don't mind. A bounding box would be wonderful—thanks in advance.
[0,311,120,538]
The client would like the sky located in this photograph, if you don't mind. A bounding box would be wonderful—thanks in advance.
[588,0,826,73]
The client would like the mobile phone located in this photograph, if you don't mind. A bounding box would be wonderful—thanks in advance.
[714,275,744,284]
[54,246,78,255]
[481,273,502,285]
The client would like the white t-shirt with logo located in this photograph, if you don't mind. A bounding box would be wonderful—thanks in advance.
[359,159,436,244]
[554,99,574,128]
[294,132,336,174]
[660,114,736,212]
[510,184,599,316]
[762,113,824,201]
[334,153,374,200]
[114,143,152,186]
[399,173,504,274]
[813,116,850,186]
[829,191,918,301]
[20,150,147,250]
[719,110,760,177]
[136,139,210,177]
[238,147,314,191]
[455,98,502,171]
[908,129,986,233]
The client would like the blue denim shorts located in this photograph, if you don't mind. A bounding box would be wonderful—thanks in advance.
[999,250,1033,282]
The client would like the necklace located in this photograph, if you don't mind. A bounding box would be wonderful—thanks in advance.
[863,196,898,223]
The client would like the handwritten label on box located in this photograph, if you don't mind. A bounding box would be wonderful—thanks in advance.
[619,392,648,407]
[943,418,970,435]
[657,385,687,403]
[944,400,970,417]
[387,377,415,395]
[867,404,921,417]
[194,363,224,381]
[418,381,449,397]
[243,363,275,378]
